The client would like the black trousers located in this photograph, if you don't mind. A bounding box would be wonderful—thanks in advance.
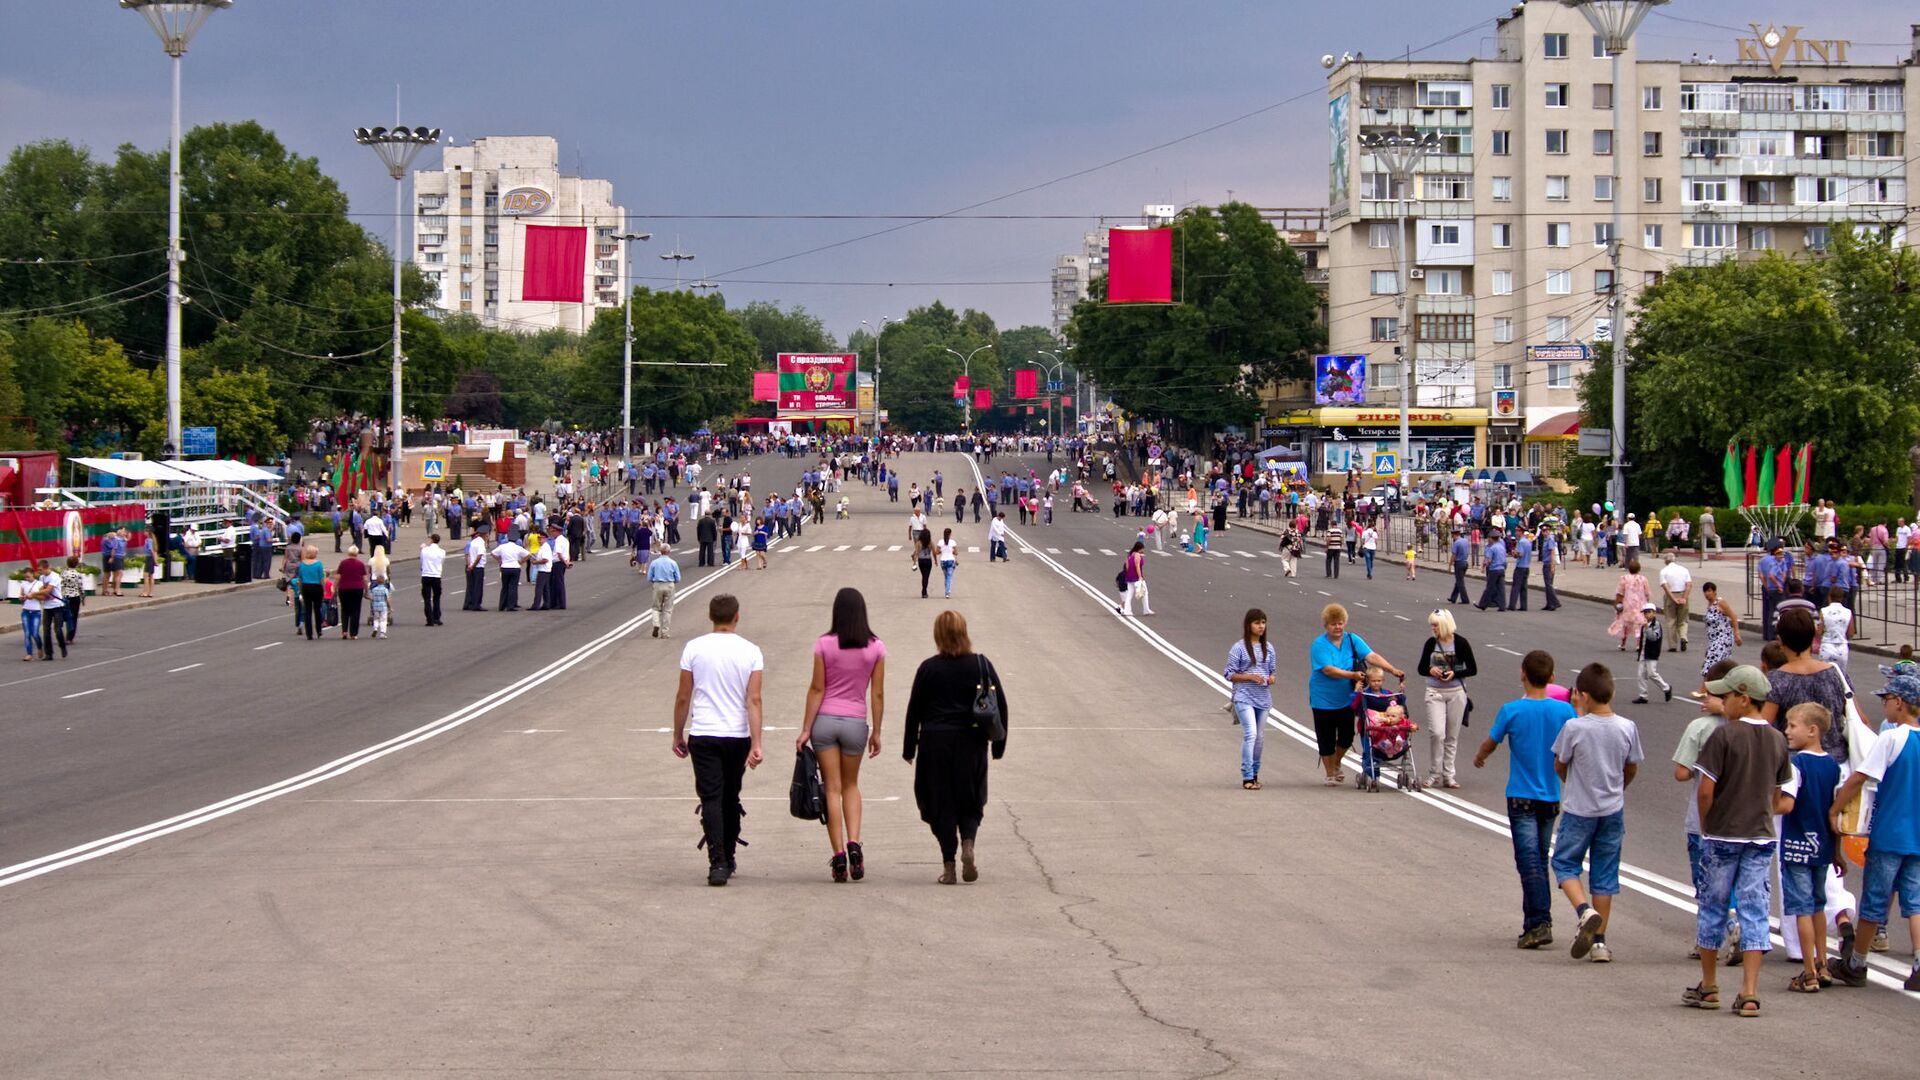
[1325,549,1340,577]
[340,588,364,637]
[499,568,520,610]
[421,577,443,624]
[698,541,715,566]
[1508,566,1530,610]
[919,558,934,597]
[1450,563,1471,603]
[1762,590,1782,641]
[1542,566,1559,609]
[40,604,68,658]
[1478,569,1507,611]
[530,571,549,610]
[547,563,567,609]
[464,565,486,610]
[689,736,751,866]
[300,582,324,639]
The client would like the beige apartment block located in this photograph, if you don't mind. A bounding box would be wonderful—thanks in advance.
[1317,1,1917,486]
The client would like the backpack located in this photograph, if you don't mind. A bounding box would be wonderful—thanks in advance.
[789,746,827,823]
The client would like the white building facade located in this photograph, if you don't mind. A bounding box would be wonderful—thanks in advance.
[411,136,628,334]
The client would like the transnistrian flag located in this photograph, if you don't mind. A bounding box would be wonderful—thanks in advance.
[1756,445,1778,508]
[1742,444,1759,508]
[1722,442,1742,510]
[1772,444,1794,506]
[1795,442,1813,503]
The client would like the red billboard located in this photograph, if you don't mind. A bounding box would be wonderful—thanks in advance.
[777,353,859,413]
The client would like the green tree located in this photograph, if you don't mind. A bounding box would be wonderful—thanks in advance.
[871,301,1000,432]
[577,289,760,433]
[138,366,282,459]
[735,300,836,367]
[0,328,31,447]
[1065,202,1324,440]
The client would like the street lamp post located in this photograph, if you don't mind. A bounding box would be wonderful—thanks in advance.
[1565,0,1667,515]
[944,345,994,433]
[659,241,696,290]
[354,124,441,493]
[861,317,894,437]
[1359,129,1438,499]
[122,0,231,458]
[614,232,653,467]
[1036,347,1073,439]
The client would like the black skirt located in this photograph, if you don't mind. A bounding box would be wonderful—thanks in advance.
[913,727,989,828]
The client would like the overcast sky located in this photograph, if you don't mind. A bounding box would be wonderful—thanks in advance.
[4,1,1908,340]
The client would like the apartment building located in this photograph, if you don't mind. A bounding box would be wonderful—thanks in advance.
[411,136,628,334]
[1318,1,1918,484]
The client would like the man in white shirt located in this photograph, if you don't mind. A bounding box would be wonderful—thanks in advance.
[491,535,528,611]
[418,534,446,625]
[1621,514,1643,565]
[543,523,571,610]
[1896,519,1912,585]
[462,533,489,610]
[1659,552,1693,652]
[907,508,928,543]
[671,593,765,886]
[362,510,389,557]
[986,513,1009,562]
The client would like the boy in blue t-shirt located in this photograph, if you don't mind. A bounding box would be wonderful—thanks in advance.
[1475,650,1578,949]
[1831,673,1920,991]
[1779,703,1841,991]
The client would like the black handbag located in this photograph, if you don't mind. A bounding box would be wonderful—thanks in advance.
[789,746,827,823]
[1116,568,1129,592]
[971,656,1007,742]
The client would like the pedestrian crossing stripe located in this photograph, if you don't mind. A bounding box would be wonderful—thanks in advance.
[807,545,825,552]
[782,546,799,553]
[1210,551,1230,558]
[834,545,850,551]
[1261,551,1281,557]
[1072,548,1089,555]
[861,545,876,551]
[1234,551,1255,558]
[967,546,980,553]
[1046,548,1061,554]
[1099,548,1117,556]
[888,545,902,552]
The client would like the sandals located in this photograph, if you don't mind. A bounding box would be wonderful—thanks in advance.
[1322,774,1339,787]
[1242,779,1262,790]
[1733,994,1761,1018]
[1788,971,1820,994]
[1682,983,1721,1010]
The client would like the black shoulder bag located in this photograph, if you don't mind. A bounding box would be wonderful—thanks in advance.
[971,656,1007,742]
[789,746,827,823]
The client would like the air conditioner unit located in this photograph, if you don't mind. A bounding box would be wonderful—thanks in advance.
[1408,268,1427,280]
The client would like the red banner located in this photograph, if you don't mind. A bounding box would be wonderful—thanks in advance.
[522,225,587,303]
[777,353,858,412]
[1108,227,1173,304]
[1014,369,1039,399]
[1,505,148,564]
[1773,444,1794,506]
[752,371,779,402]
[973,388,992,409]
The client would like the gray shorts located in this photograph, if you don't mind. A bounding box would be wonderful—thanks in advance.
[810,712,869,756]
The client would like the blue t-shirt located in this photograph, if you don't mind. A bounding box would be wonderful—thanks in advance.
[1782,750,1841,865]
[1488,696,1577,801]
[1308,631,1371,710]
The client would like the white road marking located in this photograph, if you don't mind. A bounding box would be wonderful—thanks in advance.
[168,663,204,673]
[0,612,287,690]
[1494,646,1525,656]
[887,545,902,552]
[61,688,104,700]
[1395,615,1413,622]
[1261,551,1281,558]
[781,546,799,553]
[834,545,850,552]
[1072,548,1089,555]
[505,729,566,735]
[1098,548,1118,556]
[1210,551,1230,558]
[807,545,826,552]
[1047,548,1062,554]
[861,545,877,551]
[968,546,981,553]
[316,795,905,804]
[253,642,282,651]
[1317,590,1331,596]
[1234,551,1255,559]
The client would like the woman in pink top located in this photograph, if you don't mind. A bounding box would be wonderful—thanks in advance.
[797,587,887,883]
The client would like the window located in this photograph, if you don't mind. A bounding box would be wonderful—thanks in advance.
[1680,82,1738,112]
[1544,33,1569,59]
[1417,81,1471,107]
[1797,86,1849,112]
[1369,362,1401,391]
[1643,86,1663,111]
[1684,129,1737,159]
[1421,127,1472,155]
[1546,316,1571,341]
[1593,130,1613,156]
[1488,442,1521,469]
[1805,226,1832,252]
[1849,131,1903,159]
[1850,177,1906,205]
[1370,317,1399,342]
[1592,34,1607,59]
[1491,177,1513,202]
[1491,222,1513,249]
[1644,224,1664,249]
[1547,363,1573,389]
[1421,174,1471,200]
[1748,226,1775,251]
[1418,314,1473,341]
[1491,130,1511,156]
[1360,173,1407,200]
[1493,362,1514,388]
[1860,84,1905,112]
[1425,269,1463,295]
[1594,222,1615,246]
[1370,270,1399,294]
[1546,222,1571,248]
[1492,319,1515,345]
[1595,269,1615,293]
[1491,84,1511,110]
[1528,441,1544,471]
[1644,270,1664,287]
[1795,176,1844,204]
[1643,178,1662,203]
[460,285,473,301]
[1594,175,1614,202]
[1545,175,1570,201]
[1490,270,1514,295]
[1745,178,1787,206]
[1545,83,1569,108]
[1643,131,1662,157]
[1689,222,1735,249]
[1546,270,1571,295]
[1686,178,1730,203]
[1593,83,1613,109]
[482,192,498,209]
[484,230,499,246]
[1429,223,1461,245]
[423,252,444,264]
[1545,129,1569,155]
[1801,134,1840,160]
[1369,223,1396,248]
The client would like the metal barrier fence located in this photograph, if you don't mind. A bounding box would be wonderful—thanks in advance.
[1742,549,1920,649]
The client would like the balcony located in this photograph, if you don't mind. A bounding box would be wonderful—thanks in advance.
[1415,294,1474,316]
[1358,106,1472,130]
[1355,198,1472,221]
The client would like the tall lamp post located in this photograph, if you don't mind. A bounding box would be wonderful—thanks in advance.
[614,231,653,467]
[945,344,993,434]
[861,317,894,437]
[1359,129,1438,497]
[354,124,441,492]
[1565,0,1666,515]
[659,241,696,290]
[1036,347,1073,437]
[122,0,231,457]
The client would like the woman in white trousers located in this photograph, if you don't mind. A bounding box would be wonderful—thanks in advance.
[1416,609,1478,788]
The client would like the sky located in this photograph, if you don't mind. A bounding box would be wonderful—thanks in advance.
[3,1,1909,342]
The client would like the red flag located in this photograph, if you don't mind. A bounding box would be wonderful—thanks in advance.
[1773,444,1794,506]
[973,388,992,409]
[1108,227,1173,304]
[1026,406,1035,415]
[522,225,587,303]
[752,371,778,402]
[1742,444,1759,508]
[1014,369,1039,399]
[953,376,970,399]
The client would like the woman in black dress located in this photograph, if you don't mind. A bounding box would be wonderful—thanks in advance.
[903,610,1009,884]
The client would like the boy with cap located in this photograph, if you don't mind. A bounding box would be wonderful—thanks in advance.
[1686,665,1794,1016]
[1829,671,1920,991]
[1633,602,1671,704]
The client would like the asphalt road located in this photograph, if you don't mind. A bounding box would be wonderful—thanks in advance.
[3,449,1914,1077]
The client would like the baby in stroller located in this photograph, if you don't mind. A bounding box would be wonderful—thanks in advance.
[1355,667,1419,793]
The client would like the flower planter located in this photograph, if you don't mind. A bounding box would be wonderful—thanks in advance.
[122,569,143,586]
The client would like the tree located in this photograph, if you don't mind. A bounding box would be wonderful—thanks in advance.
[870,301,1000,432]
[735,300,836,367]
[142,366,282,460]
[0,328,32,447]
[20,319,161,451]
[1065,202,1325,440]
[577,289,760,433]
[443,369,506,426]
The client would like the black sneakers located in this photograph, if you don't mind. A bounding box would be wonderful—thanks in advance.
[1516,925,1554,949]
[707,862,731,887]
[830,852,849,883]
[846,841,865,881]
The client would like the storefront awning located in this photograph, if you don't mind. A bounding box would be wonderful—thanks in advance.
[71,457,201,483]
[1527,411,1581,438]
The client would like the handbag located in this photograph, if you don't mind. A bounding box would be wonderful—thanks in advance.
[970,655,1007,742]
[789,746,827,823]
[1116,568,1129,592]
[1834,674,1880,836]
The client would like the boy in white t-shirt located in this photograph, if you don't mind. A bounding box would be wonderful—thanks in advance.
[672,594,765,886]
[1817,587,1852,667]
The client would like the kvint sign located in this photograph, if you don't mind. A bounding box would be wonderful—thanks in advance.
[1737,24,1850,73]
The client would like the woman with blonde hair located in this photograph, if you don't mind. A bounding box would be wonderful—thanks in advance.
[1607,558,1651,651]
[903,610,1009,884]
[1417,607,1479,788]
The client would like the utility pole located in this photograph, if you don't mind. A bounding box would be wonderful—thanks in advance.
[1360,130,1437,497]
[614,231,653,466]
[354,122,441,492]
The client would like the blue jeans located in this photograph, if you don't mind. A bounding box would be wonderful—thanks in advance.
[1685,833,1707,899]
[1780,860,1828,918]
[1234,702,1267,781]
[721,537,734,564]
[20,609,40,657]
[1696,839,1775,952]
[941,560,955,594]
[1860,849,1920,924]
[1509,798,1560,931]
[1363,550,1375,578]
[1550,810,1623,896]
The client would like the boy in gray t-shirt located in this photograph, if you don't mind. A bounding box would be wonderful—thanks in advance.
[1550,663,1646,963]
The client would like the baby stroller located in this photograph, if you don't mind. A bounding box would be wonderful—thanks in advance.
[1356,686,1420,793]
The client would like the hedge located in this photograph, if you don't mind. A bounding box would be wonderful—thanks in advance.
[1651,504,1918,545]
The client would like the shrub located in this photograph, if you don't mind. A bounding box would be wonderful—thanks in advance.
[1654,503,1918,545]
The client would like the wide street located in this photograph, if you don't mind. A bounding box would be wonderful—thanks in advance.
[3,451,1915,1077]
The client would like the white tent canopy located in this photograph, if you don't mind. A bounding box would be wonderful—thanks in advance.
[70,457,201,483]
[163,459,280,483]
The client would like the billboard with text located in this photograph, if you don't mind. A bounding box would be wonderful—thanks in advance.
[777,353,859,413]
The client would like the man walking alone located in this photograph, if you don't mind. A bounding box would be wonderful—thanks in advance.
[648,542,682,639]
[671,594,765,886]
